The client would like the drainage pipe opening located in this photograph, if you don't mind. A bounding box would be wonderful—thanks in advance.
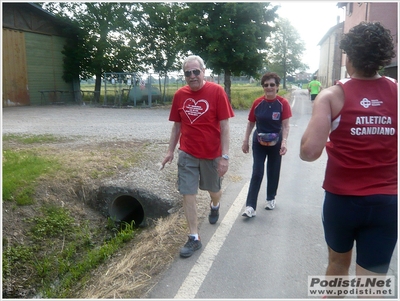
[93,186,174,227]
[109,195,144,226]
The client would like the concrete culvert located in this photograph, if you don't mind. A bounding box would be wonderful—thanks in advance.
[92,186,176,227]
[109,194,145,226]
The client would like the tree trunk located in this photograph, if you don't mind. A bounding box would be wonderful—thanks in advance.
[94,71,102,103]
[283,74,287,90]
[223,70,232,102]
[283,60,287,90]
[162,75,167,104]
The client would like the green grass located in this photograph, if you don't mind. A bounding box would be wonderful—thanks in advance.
[2,134,63,144]
[28,207,135,298]
[2,134,65,206]
[230,83,264,109]
[3,206,135,298]
[2,149,60,205]
[230,83,290,109]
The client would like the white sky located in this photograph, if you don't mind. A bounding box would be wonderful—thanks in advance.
[275,1,345,73]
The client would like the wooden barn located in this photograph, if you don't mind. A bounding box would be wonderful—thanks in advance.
[3,3,80,107]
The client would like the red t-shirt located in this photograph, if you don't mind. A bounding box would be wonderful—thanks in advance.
[323,76,398,195]
[169,81,234,159]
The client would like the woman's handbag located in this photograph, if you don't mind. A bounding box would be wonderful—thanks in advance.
[257,132,280,146]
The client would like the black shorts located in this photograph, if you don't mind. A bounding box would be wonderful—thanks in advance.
[322,191,397,273]
[310,94,318,101]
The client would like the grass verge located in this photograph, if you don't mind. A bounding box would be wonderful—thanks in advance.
[2,135,146,298]
[3,149,60,206]
[230,83,289,109]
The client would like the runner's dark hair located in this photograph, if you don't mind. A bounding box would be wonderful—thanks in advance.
[340,21,395,77]
[261,72,281,86]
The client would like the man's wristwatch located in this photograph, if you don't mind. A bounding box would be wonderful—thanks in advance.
[222,154,229,160]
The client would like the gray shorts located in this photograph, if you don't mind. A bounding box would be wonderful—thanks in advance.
[177,150,222,195]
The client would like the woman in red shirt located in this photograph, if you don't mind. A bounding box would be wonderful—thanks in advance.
[301,22,397,280]
[241,72,292,217]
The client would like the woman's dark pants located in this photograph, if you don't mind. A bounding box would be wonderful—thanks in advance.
[245,139,282,210]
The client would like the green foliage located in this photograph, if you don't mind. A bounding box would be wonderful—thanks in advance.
[3,203,136,298]
[136,3,186,103]
[137,3,184,74]
[2,149,60,205]
[177,3,278,77]
[2,244,35,278]
[38,2,309,106]
[41,3,280,100]
[28,206,75,239]
[43,2,143,99]
[266,18,308,88]
[105,216,119,232]
[61,26,92,82]
[40,220,136,298]
[175,2,279,99]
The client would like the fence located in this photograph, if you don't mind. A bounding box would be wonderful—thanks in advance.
[100,72,186,108]
[46,72,257,107]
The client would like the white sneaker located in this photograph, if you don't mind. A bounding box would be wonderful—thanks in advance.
[265,199,276,210]
[242,206,256,217]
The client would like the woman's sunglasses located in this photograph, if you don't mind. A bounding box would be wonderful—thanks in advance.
[184,69,201,77]
[263,83,276,88]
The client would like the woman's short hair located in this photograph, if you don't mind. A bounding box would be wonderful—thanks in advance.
[340,22,395,77]
[182,55,206,71]
[261,72,281,86]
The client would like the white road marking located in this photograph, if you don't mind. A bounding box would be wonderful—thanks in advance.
[174,181,250,299]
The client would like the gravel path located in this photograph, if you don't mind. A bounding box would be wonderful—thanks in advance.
[3,105,250,159]
[3,106,176,142]
[3,105,248,147]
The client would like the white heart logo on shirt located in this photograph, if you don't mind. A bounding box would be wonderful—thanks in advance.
[183,98,209,124]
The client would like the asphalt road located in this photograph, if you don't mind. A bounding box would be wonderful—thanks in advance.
[146,88,398,299]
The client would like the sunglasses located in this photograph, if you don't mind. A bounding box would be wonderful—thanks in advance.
[184,69,201,77]
[263,83,276,88]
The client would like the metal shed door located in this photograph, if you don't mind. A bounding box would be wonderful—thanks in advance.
[25,32,71,105]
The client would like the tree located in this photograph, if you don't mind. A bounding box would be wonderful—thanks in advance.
[42,2,142,102]
[136,3,186,103]
[266,18,307,89]
[176,3,278,100]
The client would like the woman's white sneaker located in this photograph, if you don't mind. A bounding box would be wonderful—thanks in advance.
[242,206,256,217]
[265,199,276,210]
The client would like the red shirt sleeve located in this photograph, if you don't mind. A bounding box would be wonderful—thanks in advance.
[277,95,292,120]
